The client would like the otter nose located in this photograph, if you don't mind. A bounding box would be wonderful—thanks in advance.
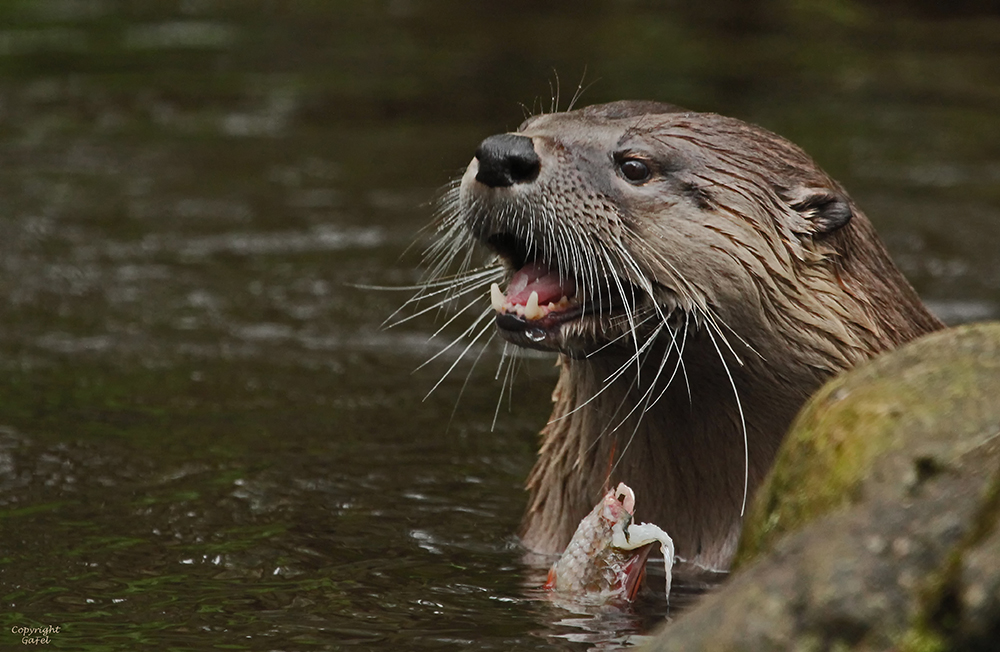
[474,134,540,188]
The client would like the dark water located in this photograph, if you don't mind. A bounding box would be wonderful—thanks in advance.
[0,1,998,650]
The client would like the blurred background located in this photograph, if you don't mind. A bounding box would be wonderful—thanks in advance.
[0,1,997,650]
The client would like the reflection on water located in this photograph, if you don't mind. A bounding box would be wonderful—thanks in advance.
[0,1,998,650]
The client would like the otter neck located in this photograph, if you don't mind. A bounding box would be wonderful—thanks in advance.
[520,331,807,570]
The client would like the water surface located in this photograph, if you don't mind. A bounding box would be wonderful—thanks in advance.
[1,1,998,649]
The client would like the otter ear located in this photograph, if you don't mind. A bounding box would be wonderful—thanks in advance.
[787,188,853,236]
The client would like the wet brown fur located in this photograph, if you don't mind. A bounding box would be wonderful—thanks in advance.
[448,101,943,571]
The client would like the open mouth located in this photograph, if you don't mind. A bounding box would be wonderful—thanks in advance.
[483,232,639,344]
[484,231,586,337]
[490,260,584,332]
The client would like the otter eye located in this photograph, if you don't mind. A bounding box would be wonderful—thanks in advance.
[619,158,651,183]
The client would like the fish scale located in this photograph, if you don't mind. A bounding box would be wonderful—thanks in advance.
[545,482,675,604]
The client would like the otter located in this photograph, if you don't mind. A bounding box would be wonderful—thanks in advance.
[418,100,943,572]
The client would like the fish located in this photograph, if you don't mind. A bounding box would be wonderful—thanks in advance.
[544,482,675,604]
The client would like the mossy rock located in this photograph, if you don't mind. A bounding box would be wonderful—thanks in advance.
[641,322,1000,652]
[738,321,1000,565]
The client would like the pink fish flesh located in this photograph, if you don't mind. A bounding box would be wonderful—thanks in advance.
[544,482,675,604]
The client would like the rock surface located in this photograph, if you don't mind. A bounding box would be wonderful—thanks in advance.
[641,322,1000,652]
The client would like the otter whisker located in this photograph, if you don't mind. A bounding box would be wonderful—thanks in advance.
[609,324,687,473]
[416,305,494,374]
[589,245,612,318]
[565,66,594,113]
[630,224,754,365]
[598,323,673,464]
[598,314,663,385]
[495,341,511,383]
[649,311,692,408]
[410,224,467,274]
[607,307,696,476]
[446,329,498,432]
[643,322,688,414]
[581,243,599,310]
[612,241,670,350]
[394,181,463,262]
[422,217,475,276]
[600,246,643,378]
[714,310,765,363]
[625,236,758,377]
[702,313,749,516]
[492,342,520,431]
[362,269,489,295]
[613,237,656,298]
[421,212,463,258]
[382,283,500,339]
[385,266,504,329]
[584,310,659,360]
[594,320,665,428]
[385,291,472,331]
[549,68,562,114]
[628,238,701,308]
[422,309,497,399]
[699,308,746,369]
[426,289,499,342]
[546,313,661,427]
[584,371,647,462]
[443,236,480,279]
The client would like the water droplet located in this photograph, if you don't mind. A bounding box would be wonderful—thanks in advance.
[526,329,546,342]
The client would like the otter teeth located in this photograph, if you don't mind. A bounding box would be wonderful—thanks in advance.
[490,283,505,312]
[489,282,576,322]
[524,291,543,320]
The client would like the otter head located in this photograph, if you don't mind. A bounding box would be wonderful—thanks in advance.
[456,100,897,370]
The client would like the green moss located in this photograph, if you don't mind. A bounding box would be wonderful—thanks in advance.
[901,470,1000,650]
[737,323,1000,567]
[896,628,949,652]
[736,374,905,564]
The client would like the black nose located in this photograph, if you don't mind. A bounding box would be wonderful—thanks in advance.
[474,134,540,188]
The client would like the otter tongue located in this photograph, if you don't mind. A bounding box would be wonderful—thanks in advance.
[506,261,576,306]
